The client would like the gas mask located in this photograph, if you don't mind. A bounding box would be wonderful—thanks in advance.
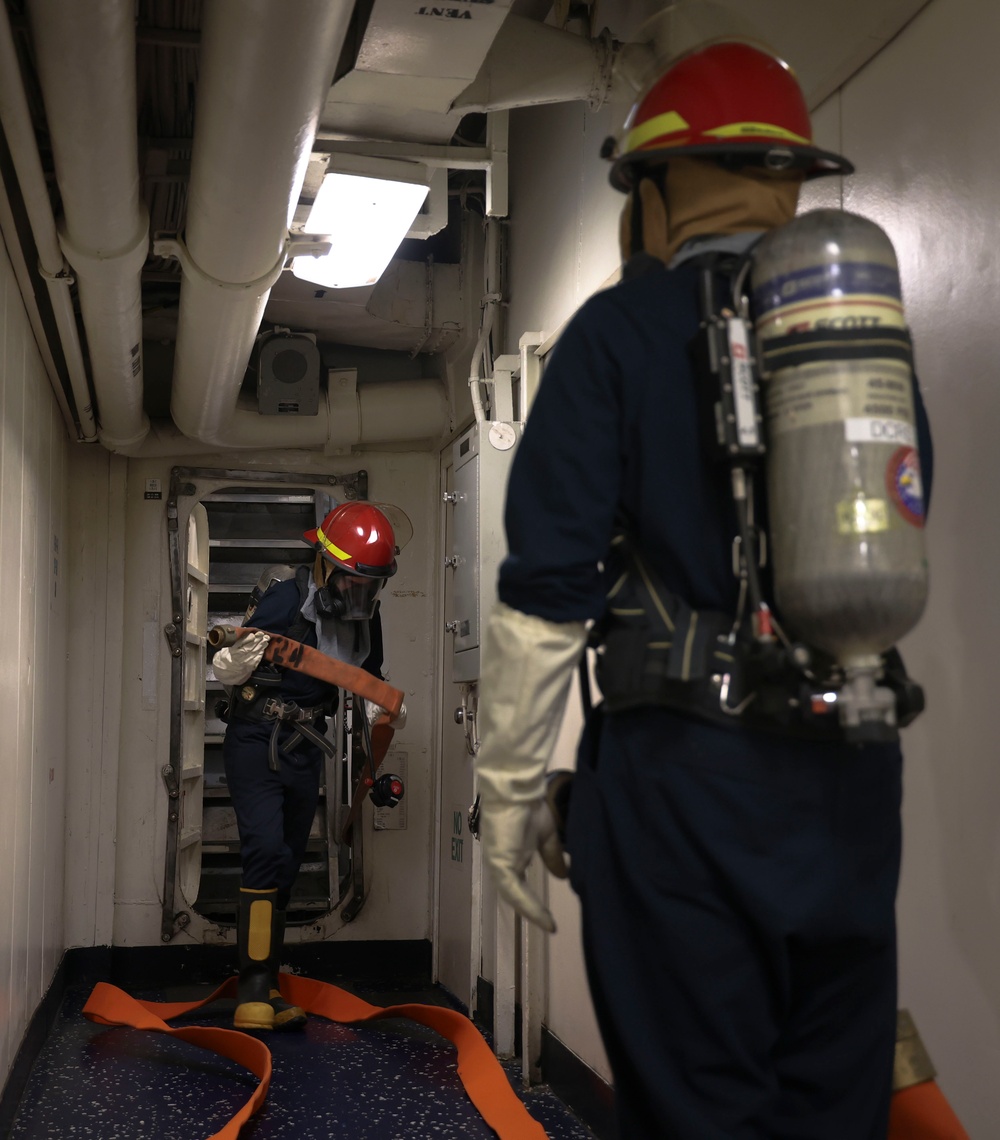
[315,558,385,621]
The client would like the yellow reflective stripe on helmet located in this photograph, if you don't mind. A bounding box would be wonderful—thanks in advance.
[316,526,351,562]
[626,110,691,152]
[703,121,811,145]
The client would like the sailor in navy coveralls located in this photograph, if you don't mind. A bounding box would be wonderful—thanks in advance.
[212,501,400,1031]
[473,42,933,1140]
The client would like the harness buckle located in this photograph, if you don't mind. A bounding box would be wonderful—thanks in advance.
[262,696,297,720]
[717,672,756,716]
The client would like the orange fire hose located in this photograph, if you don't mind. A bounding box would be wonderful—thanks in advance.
[83,973,548,1140]
[889,1080,970,1139]
[889,1010,969,1139]
[207,625,405,719]
[82,973,967,1140]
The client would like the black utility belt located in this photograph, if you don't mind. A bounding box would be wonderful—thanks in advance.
[228,685,328,727]
[590,531,925,744]
[597,666,846,743]
[593,611,849,744]
[225,686,335,772]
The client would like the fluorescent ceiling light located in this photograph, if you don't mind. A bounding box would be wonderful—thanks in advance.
[292,169,429,290]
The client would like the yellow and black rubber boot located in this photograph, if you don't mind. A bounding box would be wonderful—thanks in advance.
[268,910,307,1030]
[234,887,278,1030]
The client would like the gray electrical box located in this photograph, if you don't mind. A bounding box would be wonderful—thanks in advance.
[447,420,521,682]
[257,333,321,415]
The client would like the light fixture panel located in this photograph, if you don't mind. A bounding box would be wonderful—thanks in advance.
[293,158,430,290]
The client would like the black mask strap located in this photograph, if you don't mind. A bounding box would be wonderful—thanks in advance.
[315,584,342,619]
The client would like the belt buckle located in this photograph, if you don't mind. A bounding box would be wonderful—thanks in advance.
[262,696,284,719]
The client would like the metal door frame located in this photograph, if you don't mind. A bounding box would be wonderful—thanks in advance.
[161,464,367,943]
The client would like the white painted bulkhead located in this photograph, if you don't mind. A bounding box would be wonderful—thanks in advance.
[0,234,69,1083]
[1,0,999,1134]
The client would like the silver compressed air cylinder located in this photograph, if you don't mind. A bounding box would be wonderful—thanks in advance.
[751,209,928,670]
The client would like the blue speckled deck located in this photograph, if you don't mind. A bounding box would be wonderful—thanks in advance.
[10,982,597,1139]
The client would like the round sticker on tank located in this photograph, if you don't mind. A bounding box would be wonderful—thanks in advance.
[886,446,925,527]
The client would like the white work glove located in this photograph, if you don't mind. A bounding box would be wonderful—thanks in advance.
[365,699,407,731]
[211,631,269,685]
[475,602,586,933]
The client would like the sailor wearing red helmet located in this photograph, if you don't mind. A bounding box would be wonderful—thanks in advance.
[211,501,403,1032]
[473,37,934,1140]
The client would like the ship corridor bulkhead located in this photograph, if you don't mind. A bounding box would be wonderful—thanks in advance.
[0,0,996,1136]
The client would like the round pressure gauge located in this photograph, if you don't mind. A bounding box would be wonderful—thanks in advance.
[488,421,516,451]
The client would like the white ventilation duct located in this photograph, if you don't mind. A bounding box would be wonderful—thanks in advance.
[324,0,516,126]
[26,0,149,451]
[451,14,651,113]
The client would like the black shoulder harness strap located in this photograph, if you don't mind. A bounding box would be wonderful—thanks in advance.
[590,532,737,715]
[286,564,314,644]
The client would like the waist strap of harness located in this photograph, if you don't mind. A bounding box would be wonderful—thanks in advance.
[261,697,336,772]
[591,533,844,741]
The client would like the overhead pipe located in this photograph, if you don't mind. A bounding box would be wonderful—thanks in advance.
[112,380,451,458]
[167,0,355,447]
[0,5,97,441]
[26,0,149,450]
[451,14,654,113]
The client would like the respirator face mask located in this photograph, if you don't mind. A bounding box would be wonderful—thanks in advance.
[316,565,386,621]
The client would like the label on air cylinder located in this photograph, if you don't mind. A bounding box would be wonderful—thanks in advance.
[845,417,916,446]
[754,261,904,334]
[836,496,890,535]
[766,361,915,436]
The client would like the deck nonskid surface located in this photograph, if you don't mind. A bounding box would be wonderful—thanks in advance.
[11,982,597,1139]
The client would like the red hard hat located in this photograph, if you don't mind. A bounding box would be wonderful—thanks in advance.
[304,502,397,578]
[607,41,853,192]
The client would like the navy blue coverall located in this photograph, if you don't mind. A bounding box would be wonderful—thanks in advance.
[222,578,383,910]
[499,252,933,1140]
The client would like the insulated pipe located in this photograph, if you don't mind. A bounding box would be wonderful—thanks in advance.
[212,380,450,452]
[452,14,651,113]
[0,5,97,440]
[110,381,451,459]
[169,0,355,446]
[26,0,149,450]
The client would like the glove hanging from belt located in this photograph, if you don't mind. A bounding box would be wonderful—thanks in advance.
[259,697,335,772]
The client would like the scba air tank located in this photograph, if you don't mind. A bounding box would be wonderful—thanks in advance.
[751,210,928,727]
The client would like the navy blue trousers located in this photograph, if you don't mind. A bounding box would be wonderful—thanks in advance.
[567,706,902,1140]
[223,722,323,910]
